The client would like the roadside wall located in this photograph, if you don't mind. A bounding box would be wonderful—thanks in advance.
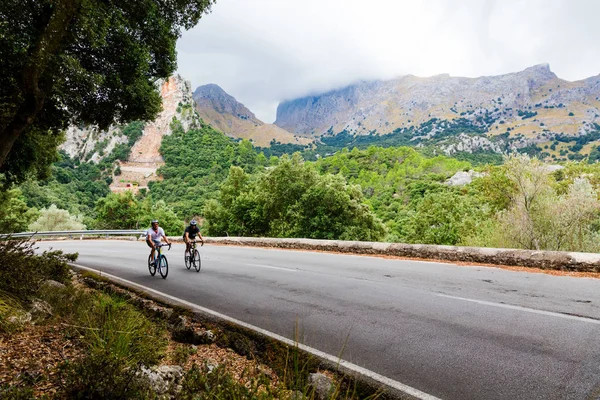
[169,236,600,273]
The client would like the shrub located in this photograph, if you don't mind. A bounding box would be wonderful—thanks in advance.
[57,292,168,399]
[28,204,85,231]
[0,239,76,300]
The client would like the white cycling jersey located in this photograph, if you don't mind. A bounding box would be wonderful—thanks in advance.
[146,227,165,243]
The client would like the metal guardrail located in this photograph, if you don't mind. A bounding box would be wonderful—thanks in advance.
[5,230,146,239]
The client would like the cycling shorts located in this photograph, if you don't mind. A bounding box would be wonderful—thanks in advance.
[146,239,160,248]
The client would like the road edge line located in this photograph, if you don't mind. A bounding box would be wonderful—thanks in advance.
[69,262,442,400]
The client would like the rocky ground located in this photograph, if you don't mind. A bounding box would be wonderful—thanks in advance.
[0,272,347,400]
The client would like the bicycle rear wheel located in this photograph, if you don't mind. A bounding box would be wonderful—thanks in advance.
[184,250,191,270]
[148,254,156,276]
[193,250,201,272]
[159,255,169,279]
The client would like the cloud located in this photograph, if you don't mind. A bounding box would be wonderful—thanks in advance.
[176,0,600,122]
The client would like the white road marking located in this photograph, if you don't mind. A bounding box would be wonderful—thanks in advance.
[245,263,297,272]
[70,263,441,400]
[437,294,600,325]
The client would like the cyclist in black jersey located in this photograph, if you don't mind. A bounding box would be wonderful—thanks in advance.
[183,220,204,257]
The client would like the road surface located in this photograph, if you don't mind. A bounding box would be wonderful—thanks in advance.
[36,240,600,400]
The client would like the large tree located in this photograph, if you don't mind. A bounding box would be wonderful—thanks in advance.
[0,0,213,185]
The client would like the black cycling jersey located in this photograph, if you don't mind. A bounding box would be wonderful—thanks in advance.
[183,225,200,239]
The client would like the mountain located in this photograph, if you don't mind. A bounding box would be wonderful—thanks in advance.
[61,75,201,193]
[61,75,199,164]
[193,84,311,147]
[275,64,600,159]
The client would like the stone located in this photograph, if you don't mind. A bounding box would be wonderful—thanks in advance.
[41,280,66,290]
[8,311,32,325]
[444,170,485,186]
[30,300,53,321]
[308,373,334,400]
[138,365,184,395]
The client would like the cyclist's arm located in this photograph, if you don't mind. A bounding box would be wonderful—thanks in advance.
[146,234,154,247]
[162,234,171,245]
[184,231,190,242]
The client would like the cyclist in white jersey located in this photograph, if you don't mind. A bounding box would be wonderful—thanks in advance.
[146,220,171,265]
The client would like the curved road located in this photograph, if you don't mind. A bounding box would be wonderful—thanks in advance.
[36,240,600,400]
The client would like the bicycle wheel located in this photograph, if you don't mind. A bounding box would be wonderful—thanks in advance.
[148,254,156,276]
[159,255,169,279]
[184,250,191,270]
[193,250,201,272]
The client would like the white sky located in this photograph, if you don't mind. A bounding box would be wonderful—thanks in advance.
[176,0,600,123]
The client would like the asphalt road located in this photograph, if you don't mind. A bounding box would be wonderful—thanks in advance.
[36,240,600,400]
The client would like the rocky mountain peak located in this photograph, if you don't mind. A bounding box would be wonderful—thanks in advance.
[518,63,557,81]
[274,64,599,137]
[193,84,259,123]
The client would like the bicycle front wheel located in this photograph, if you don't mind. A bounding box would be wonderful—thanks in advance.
[159,255,169,279]
[148,254,156,276]
[193,250,201,272]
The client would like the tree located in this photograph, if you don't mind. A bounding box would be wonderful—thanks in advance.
[29,204,85,231]
[0,0,214,184]
[0,189,39,233]
[94,191,143,229]
[204,156,387,241]
[398,190,490,246]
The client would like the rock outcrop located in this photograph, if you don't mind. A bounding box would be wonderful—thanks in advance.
[129,75,197,163]
[61,75,198,164]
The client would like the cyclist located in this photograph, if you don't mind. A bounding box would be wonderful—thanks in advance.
[183,219,204,257]
[147,219,171,265]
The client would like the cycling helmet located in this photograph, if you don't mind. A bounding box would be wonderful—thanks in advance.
[151,219,159,224]
[190,220,197,225]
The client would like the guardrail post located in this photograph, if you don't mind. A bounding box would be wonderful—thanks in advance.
[80,234,84,240]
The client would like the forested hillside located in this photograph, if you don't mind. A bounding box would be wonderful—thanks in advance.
[3,116,600,253]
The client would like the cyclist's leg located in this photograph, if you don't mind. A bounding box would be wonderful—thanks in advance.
[153,240,161,262]
[146,239,155,262]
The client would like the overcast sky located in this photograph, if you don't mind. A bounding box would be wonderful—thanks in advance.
[176,0,600,123]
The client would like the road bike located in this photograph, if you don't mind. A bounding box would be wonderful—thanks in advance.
[148,243,171,279]
[184,240,203,273]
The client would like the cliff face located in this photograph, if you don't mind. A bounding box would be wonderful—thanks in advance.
[274,64,600,139]
[61,75,198,164]
[193,84,312,147]
[129,75,197,163]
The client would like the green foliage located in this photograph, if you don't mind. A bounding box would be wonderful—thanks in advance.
[149,124,268,218]
[0,384,35,400]
[392,189,491,245]
[315,146,471,229]
[28,204,85,231]
[0,0,214,182]
[0,188,38,233]
[205,155,386,241]
[94,191,183,234]
[142,199,185,235]
[94,191,144,229]
[55,291,167,399]
[486,155,600,251]
[0,127,65,186]
[178,364,274,399]
[0,239,76,301]
[19,151,111,217]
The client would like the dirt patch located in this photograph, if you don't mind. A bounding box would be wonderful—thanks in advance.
[0,325,84,397]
